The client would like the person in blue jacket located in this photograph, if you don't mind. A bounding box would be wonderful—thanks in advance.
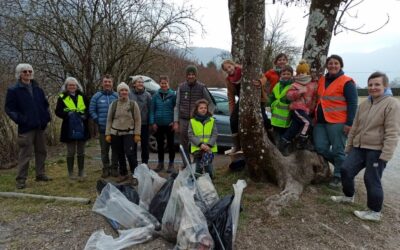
[150,75,176,172]
[89,74,118,178]
[5,63,52,189]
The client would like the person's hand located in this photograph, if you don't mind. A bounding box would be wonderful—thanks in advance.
[134,134,141,143]
[252,80,262,88]
[105,135,112,143]
[200,144,210,152]
[343,125,351,135]
[173,122,179,133]
[152,124,158,132]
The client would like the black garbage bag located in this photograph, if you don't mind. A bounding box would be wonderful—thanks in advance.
[204,195,234,250]
[149,172,178,222]
[229,159,245,172]
[96,179,140,205]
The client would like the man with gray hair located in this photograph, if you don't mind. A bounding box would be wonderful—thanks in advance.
[5,63,52,189]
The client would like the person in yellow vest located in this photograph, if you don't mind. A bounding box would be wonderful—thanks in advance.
[188,99,218,178]
[55,77,90,179]
[269,65,294,144]
[313,55,358,188]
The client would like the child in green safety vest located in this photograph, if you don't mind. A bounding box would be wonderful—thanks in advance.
[188,99,218,179]
[269,65,294,141]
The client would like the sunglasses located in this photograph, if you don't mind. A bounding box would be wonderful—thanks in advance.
[22,70,33,74]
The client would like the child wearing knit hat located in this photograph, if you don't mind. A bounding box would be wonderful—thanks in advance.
[278,59,318,156]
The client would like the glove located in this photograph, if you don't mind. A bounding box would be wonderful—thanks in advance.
[134,134,141,143]
[105,135,112,143]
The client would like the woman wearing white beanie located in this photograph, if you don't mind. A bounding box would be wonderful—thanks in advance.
[105,82,141,183]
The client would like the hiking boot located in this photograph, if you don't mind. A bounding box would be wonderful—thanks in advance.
[330,195,354,203]
[117,175,129,183]
[329,177,342,188]
[166,162,174,173]
[101,168,110,178]
[296,135,314,151]
[155,163,164,172]
[278,138,291,156]
[110,168,119,177]
[35,175,52,182]
[16,180,26,189]
[354,210,381,222]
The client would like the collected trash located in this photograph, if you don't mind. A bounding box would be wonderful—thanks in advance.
[92,184,160,230]
[149,172,178,222]
[231,180,247,244]
[174,186,214,250]
[134,164,166,210]
[84,225,153,250]
[195,173,219,213]
[96,179,139,205]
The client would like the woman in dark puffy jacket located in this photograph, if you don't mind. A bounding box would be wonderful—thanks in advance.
[149,75,176,173]
[55,77,90,180]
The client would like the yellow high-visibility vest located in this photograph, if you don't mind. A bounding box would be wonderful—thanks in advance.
[271,83,292,128]
[60,93,86,113]
[190,117,218,153]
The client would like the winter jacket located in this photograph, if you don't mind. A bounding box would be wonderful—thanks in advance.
[129,89,152,125]
[150,88,176,126]
[5,80,51,134]
[89,90,118,133]
[55,91,90,142]
[105,98,141,136]
[286,75,318,114]
[174,81,215,121]
[346,94,400,162]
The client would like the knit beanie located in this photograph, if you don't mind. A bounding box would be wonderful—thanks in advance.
[117,82,130,93]
[185,65,198,75]
[296,59,310,75]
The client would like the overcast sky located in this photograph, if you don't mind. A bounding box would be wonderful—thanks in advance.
[172,0,400,54]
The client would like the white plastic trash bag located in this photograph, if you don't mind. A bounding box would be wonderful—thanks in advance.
[134,164,166,210]
[92,183,160,230]
[84,226,153,250]
[197,173,219,210]
[174,186,214,250]
[230,179,247,245]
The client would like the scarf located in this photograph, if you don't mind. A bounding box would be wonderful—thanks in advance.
[227,66,242,85]
[294,75,312,85]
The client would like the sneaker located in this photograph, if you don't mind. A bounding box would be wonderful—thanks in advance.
[35,175,52,182]
[330,195,354,203]
[329,177,341,188]
[354,210,381,222]
[16,180,26,189]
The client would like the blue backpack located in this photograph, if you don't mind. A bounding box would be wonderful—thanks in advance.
[68,112,85,140]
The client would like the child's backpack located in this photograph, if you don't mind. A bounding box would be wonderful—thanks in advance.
[68,112,85,140]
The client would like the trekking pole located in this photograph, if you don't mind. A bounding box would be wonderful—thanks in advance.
[179,145,226,250]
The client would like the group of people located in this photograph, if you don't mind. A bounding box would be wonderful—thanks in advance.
[5,64,218,189]
[5,54,400,221]
[221,53,400,221]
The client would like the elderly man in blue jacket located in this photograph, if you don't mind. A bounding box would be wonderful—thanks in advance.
[5,63,52,189]
[89,74,118,178]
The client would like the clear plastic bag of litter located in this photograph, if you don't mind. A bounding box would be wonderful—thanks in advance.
[174,186,214,250]
[196,173,219,212]
[84,225,153,250]
[134,164,166,210]
[92,183,160,230]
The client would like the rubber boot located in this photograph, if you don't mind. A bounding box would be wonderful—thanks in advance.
[296,135,314,151]
[67,156,76,180]
[230,133,243,154]
[278,138,291,156]
[77,155,85,179]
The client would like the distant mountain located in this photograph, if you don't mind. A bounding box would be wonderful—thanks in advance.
[339,44,400,88]
[187,47,230,67]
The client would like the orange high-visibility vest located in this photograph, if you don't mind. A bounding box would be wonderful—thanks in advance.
[316,75,353,123]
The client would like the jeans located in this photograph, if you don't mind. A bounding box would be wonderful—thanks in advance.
[282,109,311,141]
[111,134,137,175]
[341,148,386,212]
[155,125,175,163]
[313,123,347,178]
[99,133,118,170]
[16,129,47,181]
[133,125,149,164]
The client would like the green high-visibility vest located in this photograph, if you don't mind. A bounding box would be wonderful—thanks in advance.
[190,117,218,153]
[270,83,291,128]
[60,93,86,113]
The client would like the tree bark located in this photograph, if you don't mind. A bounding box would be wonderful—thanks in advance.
[302,0,343,74]
[228,0,245,63]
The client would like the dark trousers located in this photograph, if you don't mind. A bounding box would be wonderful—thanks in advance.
[111,134,137,176]
[133,125,149,164]
[282,109,312,141]
[341,148,386,212]
[99,133,118,170]
[155,125,175,163]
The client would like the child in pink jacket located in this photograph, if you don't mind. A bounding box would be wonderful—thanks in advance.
[278,60,317,155]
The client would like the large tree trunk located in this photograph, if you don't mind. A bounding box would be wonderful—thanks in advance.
[228,0,245,63]
[229,0,331,216]
[302,0,343,74]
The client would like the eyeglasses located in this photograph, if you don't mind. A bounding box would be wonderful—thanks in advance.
[22,70,33,74]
